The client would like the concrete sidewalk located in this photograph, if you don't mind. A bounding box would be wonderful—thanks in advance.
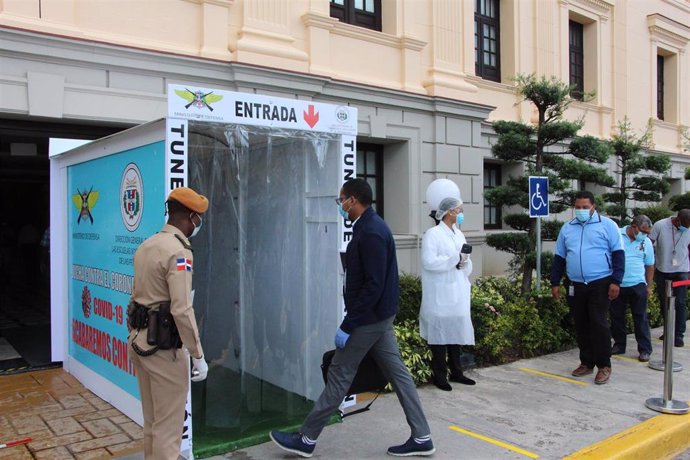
[216,326,690,459]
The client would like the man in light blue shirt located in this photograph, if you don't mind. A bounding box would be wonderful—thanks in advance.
[610,215,655,362]
[649,209,690,347]
[551,191,625,385]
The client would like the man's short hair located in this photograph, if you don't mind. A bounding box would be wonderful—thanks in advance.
[631,215,652,231]
[342,178,373,206]
[167,200,188,216]
[574,190,595,205]
[678,209,690,227]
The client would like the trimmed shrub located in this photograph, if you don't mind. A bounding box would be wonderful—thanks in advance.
[395,274,577,380]
[393,320,433,385]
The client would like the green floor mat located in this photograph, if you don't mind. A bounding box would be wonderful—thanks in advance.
[191,366,317,458]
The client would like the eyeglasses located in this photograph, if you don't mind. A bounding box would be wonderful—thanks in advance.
[335,196,350,205]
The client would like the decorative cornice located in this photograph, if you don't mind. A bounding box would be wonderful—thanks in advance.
[565,0,613,20]
[301,12,339,30]
[400,35,427,52]
[301,13,426,52]
[329,20,401,48]
[647,14,690,50]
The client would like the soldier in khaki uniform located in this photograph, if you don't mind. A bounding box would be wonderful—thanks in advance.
[128,187,209,460]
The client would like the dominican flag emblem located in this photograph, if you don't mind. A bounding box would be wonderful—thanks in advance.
[177,258,192,271]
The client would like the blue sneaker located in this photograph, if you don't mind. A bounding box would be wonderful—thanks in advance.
[387,436,435,457]
[269,431,316,458]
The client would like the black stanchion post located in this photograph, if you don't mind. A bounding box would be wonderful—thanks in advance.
[645,280,689,414]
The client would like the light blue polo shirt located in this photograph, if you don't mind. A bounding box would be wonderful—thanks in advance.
[554,211,624,283]
[620,226,655,287]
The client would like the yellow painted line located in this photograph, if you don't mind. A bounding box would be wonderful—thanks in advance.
[612,355,642,363]
[449,425,539,459]
[518,367,588,386]
[563,404,690,459]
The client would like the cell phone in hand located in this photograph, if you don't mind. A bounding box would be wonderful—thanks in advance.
[457,244,472,270]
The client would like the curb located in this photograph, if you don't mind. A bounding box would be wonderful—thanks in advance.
[564,406,690,459]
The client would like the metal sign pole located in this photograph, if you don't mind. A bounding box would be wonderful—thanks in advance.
[645,280,689,415]
[536,217,541,290]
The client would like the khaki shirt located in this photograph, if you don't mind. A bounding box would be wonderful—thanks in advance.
[129,224,203,359]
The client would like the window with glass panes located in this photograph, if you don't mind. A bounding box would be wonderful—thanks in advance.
[330,0,381,32]
[569,21,584,100]
[484,164,501,229]
[475,0,500,82]
[356,143,383,216]
[657,55,664,121]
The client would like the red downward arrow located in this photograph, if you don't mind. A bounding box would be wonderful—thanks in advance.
[304,105,320,128]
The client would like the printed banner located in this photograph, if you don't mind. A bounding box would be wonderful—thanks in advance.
[167,84,358,136]
[67,142,166,398]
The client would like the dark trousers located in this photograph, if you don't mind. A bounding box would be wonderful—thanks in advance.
[567,277,612,368]
[654,270,688,340]
[609,283,652,354]
[429,345,464,385]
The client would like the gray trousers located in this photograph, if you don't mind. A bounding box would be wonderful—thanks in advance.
[301,316,431,440]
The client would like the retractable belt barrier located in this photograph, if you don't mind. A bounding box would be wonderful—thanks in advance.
[645,280,689,415]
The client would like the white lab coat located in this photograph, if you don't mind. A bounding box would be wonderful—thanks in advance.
[420,222,475,345]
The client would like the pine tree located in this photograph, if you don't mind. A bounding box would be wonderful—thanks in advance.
[484,74,613,296]
[602,117,671,225]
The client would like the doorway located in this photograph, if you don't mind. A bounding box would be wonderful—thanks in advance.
[0,118,125,374]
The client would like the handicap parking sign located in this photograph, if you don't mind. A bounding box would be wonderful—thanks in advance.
[529,176,549,217]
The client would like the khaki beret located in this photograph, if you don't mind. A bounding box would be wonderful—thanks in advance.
[167,187,209,213]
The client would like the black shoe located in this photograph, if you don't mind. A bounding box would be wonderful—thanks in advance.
[611,344,626,355]
[387,437,435,457]
[433,381,452,391]
[659,334,664,340]
[675,338,685,347]
[450,375,476,385]
[638,352,651,362]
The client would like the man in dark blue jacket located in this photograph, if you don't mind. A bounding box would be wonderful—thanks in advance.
[270,179,434,458]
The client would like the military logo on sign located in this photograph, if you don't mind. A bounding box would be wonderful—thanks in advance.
[121,163,144,232]
[175,88,223,112]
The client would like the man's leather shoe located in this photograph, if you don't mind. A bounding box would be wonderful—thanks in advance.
[675,338,685,347]
[638,352,651,362]
[434,381,452,391]
[450,375,476,385]
[594,367,611,384]
[611,344,625,355]
[571,364,594,377]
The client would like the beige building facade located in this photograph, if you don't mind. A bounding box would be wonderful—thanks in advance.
[1,0,689,277]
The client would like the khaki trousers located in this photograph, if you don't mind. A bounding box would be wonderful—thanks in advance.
[130,345,189,460]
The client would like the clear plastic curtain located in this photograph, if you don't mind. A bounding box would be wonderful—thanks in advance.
[187,122,342,442]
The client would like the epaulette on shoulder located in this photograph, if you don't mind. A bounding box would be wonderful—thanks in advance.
[174,233,193,252]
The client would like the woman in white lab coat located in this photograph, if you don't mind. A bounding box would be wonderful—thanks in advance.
[420,196,476,391]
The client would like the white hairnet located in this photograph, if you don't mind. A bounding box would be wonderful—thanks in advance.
[435,197,462,220]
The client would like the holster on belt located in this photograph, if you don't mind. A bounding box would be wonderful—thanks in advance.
[130,301,182,356]
[146,302,181,350]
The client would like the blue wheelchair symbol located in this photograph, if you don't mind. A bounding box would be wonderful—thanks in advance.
[529,177,549,217]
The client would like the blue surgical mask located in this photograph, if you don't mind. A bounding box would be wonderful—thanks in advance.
[575,209,591,223]
[679,226,688,233]
[635,230,647,242]
[338,204,349,220]
[455,213,464,226]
